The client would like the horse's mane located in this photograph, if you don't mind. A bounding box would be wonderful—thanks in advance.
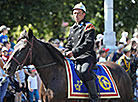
[36,39,65,65]
[17,29,65,66]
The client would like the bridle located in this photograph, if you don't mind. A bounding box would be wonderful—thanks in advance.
[8,35,57,96]
[12,37,34,70]
[11,37,57,71]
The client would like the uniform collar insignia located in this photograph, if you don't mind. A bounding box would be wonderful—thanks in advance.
[78,22,84,27]
[78,20,85,27]
[73,19,85,28]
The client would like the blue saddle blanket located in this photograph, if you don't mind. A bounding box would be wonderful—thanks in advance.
[65,58,120,99]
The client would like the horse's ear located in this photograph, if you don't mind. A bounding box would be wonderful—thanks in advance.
[28,29,33,39]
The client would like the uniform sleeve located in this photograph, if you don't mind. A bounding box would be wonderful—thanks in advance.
[72,28,95,58]
[65,31,73,53]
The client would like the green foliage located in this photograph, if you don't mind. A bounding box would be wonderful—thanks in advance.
[0,0,138,41]
[115,0,138,37]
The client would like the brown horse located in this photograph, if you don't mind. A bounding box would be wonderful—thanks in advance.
[4,29,133,102]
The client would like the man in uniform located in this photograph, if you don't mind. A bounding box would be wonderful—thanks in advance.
[65,2,98,102]
[117,43,132,74]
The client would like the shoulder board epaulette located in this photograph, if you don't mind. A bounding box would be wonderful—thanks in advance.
[85,22,95,32]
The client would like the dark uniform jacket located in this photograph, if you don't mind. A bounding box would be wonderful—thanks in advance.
[65,19,96,60]
[118,55,131,73]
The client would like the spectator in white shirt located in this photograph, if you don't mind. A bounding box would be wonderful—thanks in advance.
[28,66,39,102]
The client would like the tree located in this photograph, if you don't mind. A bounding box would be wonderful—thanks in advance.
[114,0,138,39]
[0,0,137,41]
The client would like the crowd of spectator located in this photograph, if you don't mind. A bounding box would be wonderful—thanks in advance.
[1,24,138,101]
[51,31,138,100]
[0,25,45,102]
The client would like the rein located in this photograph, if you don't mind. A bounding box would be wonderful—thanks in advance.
[23,62,57,70]
[36,62,57,69]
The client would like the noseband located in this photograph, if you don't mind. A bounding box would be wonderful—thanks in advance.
[12,37,34,70]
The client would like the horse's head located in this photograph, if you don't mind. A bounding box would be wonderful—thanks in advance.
[4,29,34,76]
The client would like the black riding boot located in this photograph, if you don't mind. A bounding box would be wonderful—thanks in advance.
[85,80,99,102]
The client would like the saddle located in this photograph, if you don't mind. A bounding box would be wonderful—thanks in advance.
[64,58,120,99]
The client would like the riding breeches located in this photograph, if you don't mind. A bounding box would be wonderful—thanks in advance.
[75,57,97,82]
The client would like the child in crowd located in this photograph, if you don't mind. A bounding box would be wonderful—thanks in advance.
[1,47,9,63]
[5,42,14,56]
[97,48,109,62]
[14,67,26,102]
[0,25,10,44]
[28,65,39,102]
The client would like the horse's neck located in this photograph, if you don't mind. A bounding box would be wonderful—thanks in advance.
[32,40,66,88]
[33,40,65,67]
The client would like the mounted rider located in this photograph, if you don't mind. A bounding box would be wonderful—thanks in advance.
[65,2,98,102]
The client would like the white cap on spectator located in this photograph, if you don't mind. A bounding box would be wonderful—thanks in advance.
[2,47,8,52]
[0,25,10,31]
[117,44,124,50]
